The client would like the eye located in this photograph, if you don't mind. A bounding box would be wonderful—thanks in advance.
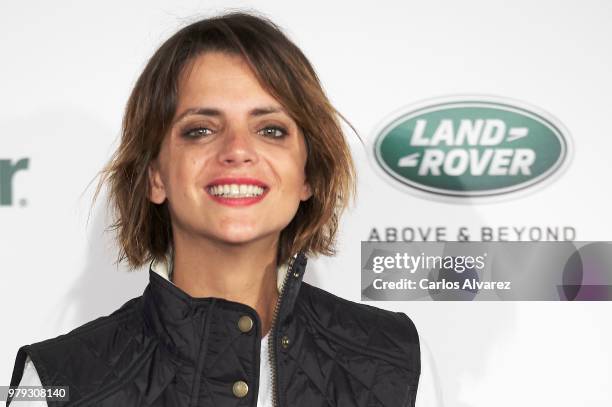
[258,126,288,139]
[182,127,214,139]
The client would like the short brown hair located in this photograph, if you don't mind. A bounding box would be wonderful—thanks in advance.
[91,11,357,270]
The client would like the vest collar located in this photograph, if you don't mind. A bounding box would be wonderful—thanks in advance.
[142,249,309,365]
[148,248,292,294]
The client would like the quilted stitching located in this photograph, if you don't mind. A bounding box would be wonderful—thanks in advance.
[285,324,393,406]
[9,253,419,406]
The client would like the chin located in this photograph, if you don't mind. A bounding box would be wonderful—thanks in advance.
[217,235,259,245]
[213,226,272,245]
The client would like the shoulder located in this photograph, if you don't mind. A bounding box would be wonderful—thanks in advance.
[32,295,143,350]
[14,296,145,388]
[297,282,420,357]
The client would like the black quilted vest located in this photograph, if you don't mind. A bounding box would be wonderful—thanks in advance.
[8,252,420,406]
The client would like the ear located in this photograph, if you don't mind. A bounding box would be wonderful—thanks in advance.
[148,159,167,204]
[300,179,313,201]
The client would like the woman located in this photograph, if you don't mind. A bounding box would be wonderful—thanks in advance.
[9,11,423,406]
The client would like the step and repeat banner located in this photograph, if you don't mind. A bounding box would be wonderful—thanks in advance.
[1,1,611,406]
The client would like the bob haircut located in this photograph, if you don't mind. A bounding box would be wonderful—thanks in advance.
[92,11,357,269]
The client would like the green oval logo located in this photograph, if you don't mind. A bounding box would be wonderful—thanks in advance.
[371,96,572,199]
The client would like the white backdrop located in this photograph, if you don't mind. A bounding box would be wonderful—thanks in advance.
[1,1,611,406]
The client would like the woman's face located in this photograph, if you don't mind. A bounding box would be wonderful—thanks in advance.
[148,51,312,248]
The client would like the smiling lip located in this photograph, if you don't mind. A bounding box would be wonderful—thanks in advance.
[206,177,268,188]
[205,177,269,207]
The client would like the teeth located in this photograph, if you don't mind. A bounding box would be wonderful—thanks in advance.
[208,184,266,198]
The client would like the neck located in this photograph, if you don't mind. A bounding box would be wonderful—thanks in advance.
[170,231,280,337]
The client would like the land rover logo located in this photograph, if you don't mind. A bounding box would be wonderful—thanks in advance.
[371,96,572,199]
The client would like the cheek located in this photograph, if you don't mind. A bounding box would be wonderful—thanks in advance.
[167,152,204,196]
[283,162,307,195]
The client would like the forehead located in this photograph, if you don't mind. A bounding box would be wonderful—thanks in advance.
[176,51,278,108]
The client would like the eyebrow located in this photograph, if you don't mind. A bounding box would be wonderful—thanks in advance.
[172,106,287,125]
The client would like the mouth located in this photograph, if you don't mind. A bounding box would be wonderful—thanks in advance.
[205,177,269,206]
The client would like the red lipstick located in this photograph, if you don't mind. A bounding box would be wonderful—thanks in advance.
[205,177,269,206]
[206,177,268,188]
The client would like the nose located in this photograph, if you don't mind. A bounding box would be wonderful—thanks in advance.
[216,127,258,166]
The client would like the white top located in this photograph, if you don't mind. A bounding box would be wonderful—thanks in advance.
[16,257,439,406]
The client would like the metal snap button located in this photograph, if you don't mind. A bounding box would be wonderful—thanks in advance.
[281,335,290,349]
[237,315,253,333]
[232,380,249,398]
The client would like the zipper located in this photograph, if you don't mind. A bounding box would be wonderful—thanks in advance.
[268,253,298,407]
